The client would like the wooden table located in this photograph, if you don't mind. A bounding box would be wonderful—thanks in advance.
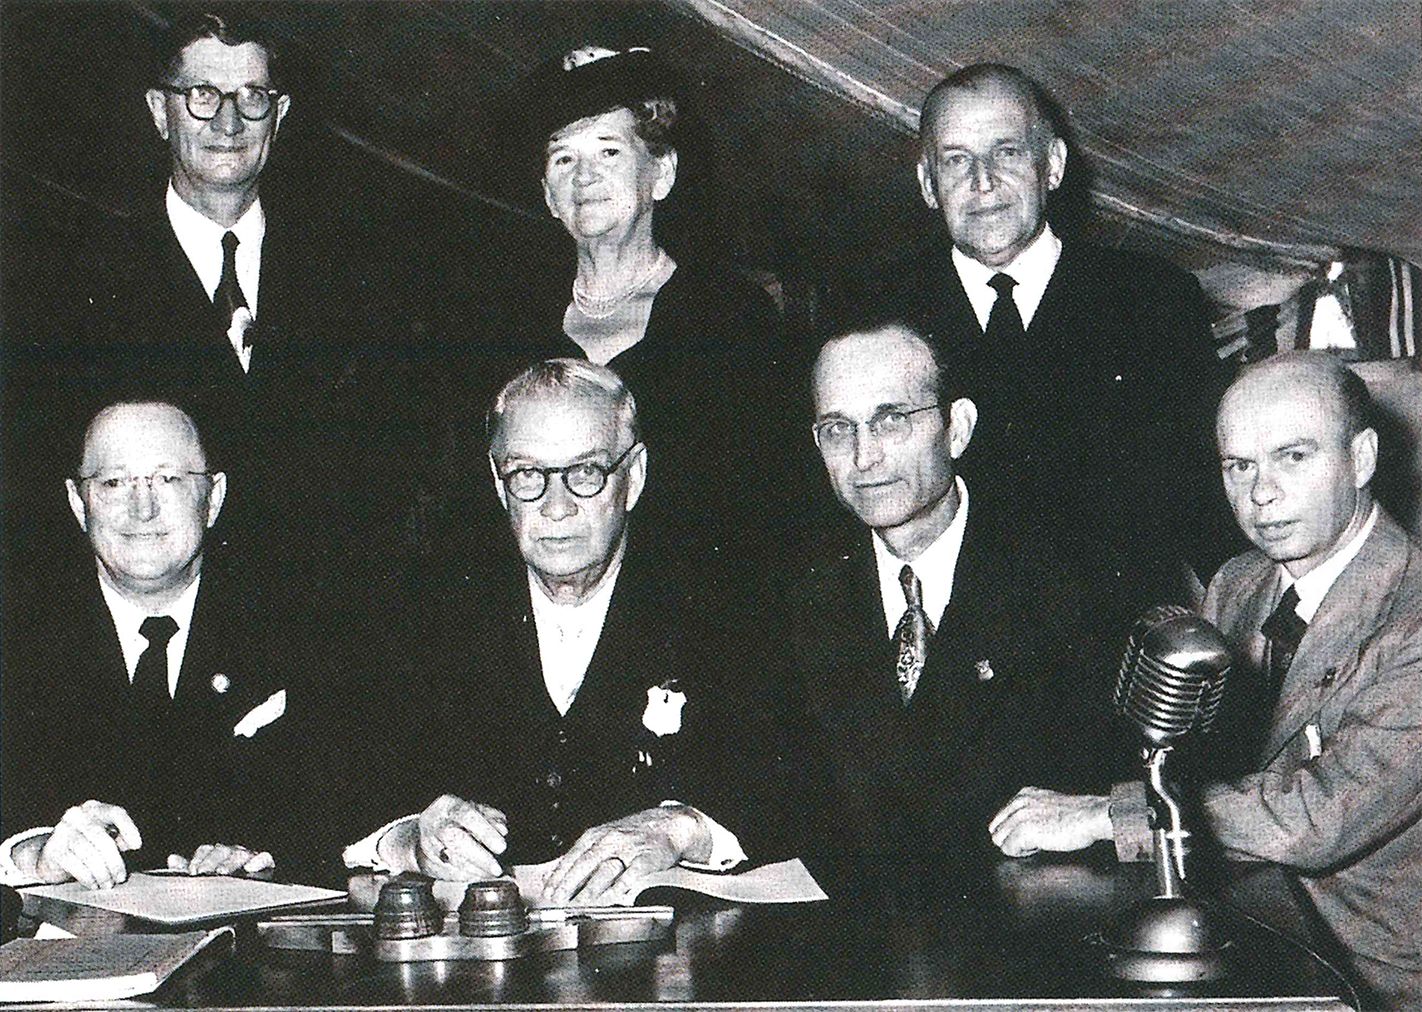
[18,851,1356,1010]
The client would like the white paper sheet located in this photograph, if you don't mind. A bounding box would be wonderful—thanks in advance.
[20,873,344,925]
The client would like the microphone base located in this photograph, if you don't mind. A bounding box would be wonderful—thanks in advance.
[1101,896,1231,983]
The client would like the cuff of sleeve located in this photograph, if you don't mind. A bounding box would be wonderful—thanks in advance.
[1108,781,1153,863]
[660,800,746,871]
[342,815,417,872]
[0,825,53,887]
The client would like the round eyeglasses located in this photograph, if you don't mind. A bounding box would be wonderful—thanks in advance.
[78,470,214,504]
[498,443,641,503]
[161,83,283,121]
[813,404,940,454]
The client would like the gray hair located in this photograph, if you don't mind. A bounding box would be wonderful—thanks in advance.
[487,358,641,451]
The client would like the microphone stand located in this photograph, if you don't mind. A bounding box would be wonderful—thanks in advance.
[1102,745,1230,983]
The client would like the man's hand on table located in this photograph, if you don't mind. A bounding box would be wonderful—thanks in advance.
[379,794,508,880]
[26,800,142,890]
[543,805,711,905]
[168,844,275,877]
[989,787,1112,857]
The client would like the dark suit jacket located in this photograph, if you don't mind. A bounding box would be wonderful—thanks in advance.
[788,484,1094,887]
[0,551,297,868]
[1111,509,1422,1006]
[72,191,440,615]
[364,534,787,868]
[880,237,1239,612]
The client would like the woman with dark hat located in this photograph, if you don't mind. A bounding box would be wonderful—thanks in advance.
[516,45,800,587]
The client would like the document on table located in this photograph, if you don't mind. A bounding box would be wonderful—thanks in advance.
[20,873,345,925]
[0,926,231,1003]
[511,857,828,907]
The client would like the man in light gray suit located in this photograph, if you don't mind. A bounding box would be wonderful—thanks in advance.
[987,351,1422,1009]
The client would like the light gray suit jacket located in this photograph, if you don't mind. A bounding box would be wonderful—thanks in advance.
[1110,508,1422,1005]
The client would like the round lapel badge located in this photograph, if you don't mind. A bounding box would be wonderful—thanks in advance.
[210,672,231,694]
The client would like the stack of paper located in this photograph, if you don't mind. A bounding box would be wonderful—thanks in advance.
[0,927,231,1002]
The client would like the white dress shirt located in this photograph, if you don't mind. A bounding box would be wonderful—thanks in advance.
[165,183,264,372]
[872,477,970,637]
[1279,503,1379,622]
[528,555,622,716]
[96,566,202,699]
[952,224,1062,332]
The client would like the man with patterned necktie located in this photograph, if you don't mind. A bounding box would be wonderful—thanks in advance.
[787,312,1091,888]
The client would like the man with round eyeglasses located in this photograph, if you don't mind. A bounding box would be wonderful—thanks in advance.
[343,359,784,905]
[786,313,1091,891]
[0,400,299,889]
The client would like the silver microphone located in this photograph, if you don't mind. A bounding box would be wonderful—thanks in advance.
[1101,606,1235,984]
[1113,605,1232,748]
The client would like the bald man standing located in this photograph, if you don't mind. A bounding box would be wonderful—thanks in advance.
[988,352,1422,1009]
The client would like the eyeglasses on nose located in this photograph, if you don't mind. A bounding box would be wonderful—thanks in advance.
[161,83,283,121]
[812,405,940,453]
[78,470,213,503]
[498,443,640,503]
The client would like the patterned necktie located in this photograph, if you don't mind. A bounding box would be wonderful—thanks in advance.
[215,231,253,349]
[132,615,179,721]
[1260,585,1306,687]
[893,565,934,705]
[985,272,1026,344]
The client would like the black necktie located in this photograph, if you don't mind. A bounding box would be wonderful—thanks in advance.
[215,231,253,348]
[1260,585,1306,687]
[893,565,934,705]
[132,615,179,720]
[985,272,1026,344]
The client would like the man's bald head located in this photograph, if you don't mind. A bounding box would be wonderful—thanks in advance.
[1216,351,1378,578]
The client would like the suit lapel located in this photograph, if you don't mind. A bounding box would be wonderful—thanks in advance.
[1263,514,1414,759]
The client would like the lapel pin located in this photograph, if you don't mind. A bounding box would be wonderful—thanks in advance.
[210,673,231,694]
[974,659,995,682]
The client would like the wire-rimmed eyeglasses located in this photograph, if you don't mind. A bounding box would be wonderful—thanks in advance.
[497,443,641,503]
[160,83,284,121]
[77,471,214,504]
[812,404,940,454]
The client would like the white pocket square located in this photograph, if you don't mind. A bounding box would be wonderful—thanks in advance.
[233,689,286,738]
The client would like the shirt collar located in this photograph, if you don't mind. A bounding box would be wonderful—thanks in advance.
[1280,502,1379,622]
[95,561,202,638]
[872,476,970,635]
[166,182,265,248]
[952,223,1060,290]
[951,224,1061,330]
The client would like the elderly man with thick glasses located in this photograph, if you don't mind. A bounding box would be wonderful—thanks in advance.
[0,400,296,888]
[343,359,782,904]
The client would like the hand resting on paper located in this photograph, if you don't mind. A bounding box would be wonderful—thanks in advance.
[19,800,141,890]
[166,844,275,878]
[379,794,509,880]
[542,805,712,905]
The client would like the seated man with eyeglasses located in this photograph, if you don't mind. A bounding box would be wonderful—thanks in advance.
[0,399,296,888]
[787,312,1088,892]
[342,359,781,904]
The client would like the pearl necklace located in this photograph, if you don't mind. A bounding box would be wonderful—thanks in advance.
[571,250,669,320]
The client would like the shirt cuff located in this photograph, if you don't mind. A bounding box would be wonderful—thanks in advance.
[1108,781,1153,863]
[0,825,53,887]
[342,815,417,872]
[660,800,746,872]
